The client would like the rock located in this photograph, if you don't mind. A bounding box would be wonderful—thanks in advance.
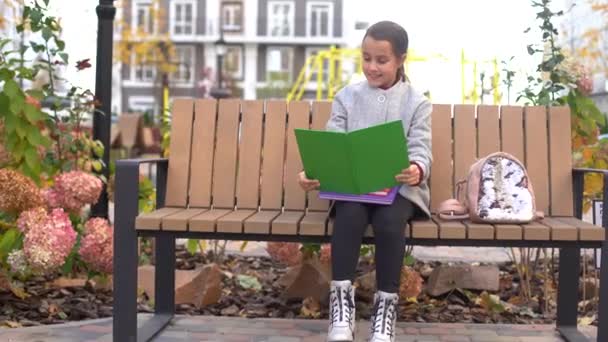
[278,258,332,304]
[138,263,223,309]
[426,264,499,297]
[221,304,240,316]
[420,264,434,278]
[355,270,376,302]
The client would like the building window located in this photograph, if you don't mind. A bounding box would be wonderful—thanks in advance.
[223,45,243,80]
[128,96,156,113]
[132,52,157,83]
[132,0,156,34]
[305,47,329,82]
[222,2,243,32]
[171,0,196,35]
[267,1,294,37]
[267,46,293,83]
[307,2,333,37]
[171,46,195,84]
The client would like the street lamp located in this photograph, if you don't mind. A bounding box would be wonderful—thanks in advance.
[209,29,232,99]
[91,0,116,219]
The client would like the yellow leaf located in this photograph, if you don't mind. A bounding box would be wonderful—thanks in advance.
[578,315,595,326]
[9,283,29,300]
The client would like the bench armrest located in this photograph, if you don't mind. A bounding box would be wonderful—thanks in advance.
[115,158,169,223]
[572,168,608,225]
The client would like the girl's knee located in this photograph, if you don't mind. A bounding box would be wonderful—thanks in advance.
[372,219,406,238]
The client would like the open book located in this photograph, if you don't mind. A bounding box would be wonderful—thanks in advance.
[318,186,400,205]
[294,120,409,205]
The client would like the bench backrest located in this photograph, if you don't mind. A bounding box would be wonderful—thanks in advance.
[164,99,573,217]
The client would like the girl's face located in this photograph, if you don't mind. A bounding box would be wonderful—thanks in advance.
[361,36,405,89]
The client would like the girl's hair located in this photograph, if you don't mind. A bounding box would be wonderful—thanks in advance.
[363,21,409,83]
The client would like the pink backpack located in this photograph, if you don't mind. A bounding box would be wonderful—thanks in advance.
[438,152,542,224]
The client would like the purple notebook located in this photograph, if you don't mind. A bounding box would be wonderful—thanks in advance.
[319,186,400,205]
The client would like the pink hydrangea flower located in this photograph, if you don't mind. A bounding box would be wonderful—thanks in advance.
[23,208,76,274]
[79,218,113,274]
[17,207,47,233]
[266,242,302,266]
[319,244,331,265]
[47,171,103,212]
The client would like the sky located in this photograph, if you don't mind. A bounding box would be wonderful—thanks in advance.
[48,0,581,103]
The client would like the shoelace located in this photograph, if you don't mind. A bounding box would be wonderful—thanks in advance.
[330,286,355,327]
[370,297,396,337]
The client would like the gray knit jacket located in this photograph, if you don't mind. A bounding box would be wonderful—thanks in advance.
[325,80,433,218]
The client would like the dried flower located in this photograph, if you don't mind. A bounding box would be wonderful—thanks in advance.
[47,171,103,212]
[319,244,331,265]
[0,169,44,214]
[7,250,29,276]
[17,207,47,233]
[23,208,76,274]
[399,266,423,299]
[266,242,302,266]
[79,218,113,274]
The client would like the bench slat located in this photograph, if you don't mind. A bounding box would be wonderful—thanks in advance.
[260,101,288,210]
[135,208,184,230]
[522,221,550,240]
[435,217,467,239]
[189,99,218,208]
[189,209,232,232]
[495,224,523,240]
[556,217,605,241]
[477,105,500,157]
[500,106,525,161]
[211,99,240,209]
[299,211,329,236]
[541,217,578,241]
[525,106,550,214]
[272,211,304,235]
[430,104,453,212]
[244,210,281,234]
[548,106,574,216]
[161,209,208,231]
[307,101,332,212]
[453,105,476,188]
[216,209,258,233]
[236,101,264,209]
[165,99,194,207]
[411,219,438,239]
[464,220,495,240]
[284,101,310,211]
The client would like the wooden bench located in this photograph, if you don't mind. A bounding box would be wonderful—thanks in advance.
[113,98,607,342]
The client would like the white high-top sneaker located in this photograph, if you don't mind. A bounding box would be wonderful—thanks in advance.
[368,291,399,342]
[327,280,356,342]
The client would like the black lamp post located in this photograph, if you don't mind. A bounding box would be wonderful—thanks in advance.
[209,29,232,99]
[91,0,116,219]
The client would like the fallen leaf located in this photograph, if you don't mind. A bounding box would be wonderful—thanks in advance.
[236,275,262,291]
[300,297,321,318]
[579,315,595,326]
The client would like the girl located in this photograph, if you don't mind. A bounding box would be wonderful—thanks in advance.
[298,21,432,342]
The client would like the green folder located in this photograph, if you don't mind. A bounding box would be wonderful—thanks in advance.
[294,120,409,194]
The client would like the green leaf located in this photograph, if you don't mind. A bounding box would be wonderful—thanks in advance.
[91,160,103,172]
[55,39,65,51]
[23,104,43,123]
[26,89,45,100]
[186,239,199,255]
[403,254,416,267]
[236,275,262,291]
[59,52,68,64]
[27,129,49,147]
[41,27,52,41]
[0,229,20,258]
[24,147,39,170]
[15,118,28,138]
[3,79,20,98]
[0,67,14,81]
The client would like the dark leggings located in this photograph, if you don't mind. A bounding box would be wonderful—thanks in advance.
[331,194,415,293]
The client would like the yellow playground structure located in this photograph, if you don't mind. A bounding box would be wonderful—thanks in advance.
[287,46,501,104]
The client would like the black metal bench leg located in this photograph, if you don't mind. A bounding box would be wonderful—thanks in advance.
[557,247,591,341]
[597,240,608,342]
[155,235,176,316]
[114,162,140,342]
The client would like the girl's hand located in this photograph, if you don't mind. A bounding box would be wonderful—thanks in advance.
[395,164,421,186]
[298,171,320,191]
